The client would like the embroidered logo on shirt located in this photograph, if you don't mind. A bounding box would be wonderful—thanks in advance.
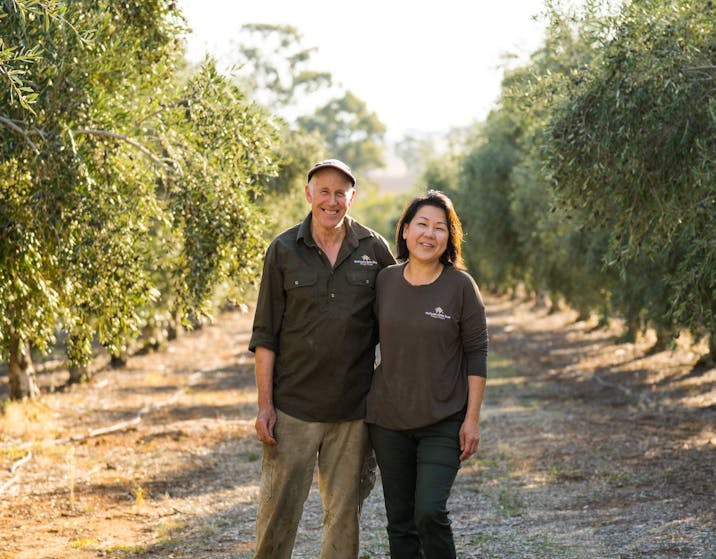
[425,307,451,320]
[353,254,378,266]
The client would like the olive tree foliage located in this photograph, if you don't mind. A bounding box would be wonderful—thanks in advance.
[546,0,716,360]
[0,0,59,394]
[1,0,180,396]
[426,3,621,324]
[459,0,693,338]
[162,61,278,313]
[0,0,60,111]
[0,0,277,398]
[500,12,618,314]
[453,113,526,292]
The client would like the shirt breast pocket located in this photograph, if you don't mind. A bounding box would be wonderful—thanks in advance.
[346,270,377,290]
[284,271,318,301]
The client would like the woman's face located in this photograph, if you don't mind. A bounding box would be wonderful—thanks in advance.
[402,204,449,265]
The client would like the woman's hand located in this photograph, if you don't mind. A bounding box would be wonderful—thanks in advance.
[459,419,480,461]
[461,375,486,461]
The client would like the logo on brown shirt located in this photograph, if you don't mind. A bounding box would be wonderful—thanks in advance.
[425,307,451,320]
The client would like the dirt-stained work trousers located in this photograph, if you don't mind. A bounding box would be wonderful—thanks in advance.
[254,409,370,559]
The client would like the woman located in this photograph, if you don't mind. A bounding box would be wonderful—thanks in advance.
[366,190,488,559]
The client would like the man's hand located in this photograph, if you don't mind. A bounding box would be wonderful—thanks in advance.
[254,347,277,444]
[255,405,277,444]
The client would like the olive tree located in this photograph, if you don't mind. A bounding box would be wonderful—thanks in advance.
[547,0,716,361]
[1,0,278,397]
[1,0,180,395]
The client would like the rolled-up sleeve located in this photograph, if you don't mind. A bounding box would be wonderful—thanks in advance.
[248,241,285,353]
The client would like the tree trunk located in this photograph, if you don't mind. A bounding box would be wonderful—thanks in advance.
[65,330,93,385]
[137,318,164,354]
[699,332,716,369]
[533,290,548,310]
[67,363,91,384]
[618,322,638,344]
[8,333,40,400]
[548,296,561,315]
[167,309,183,342]
[647,328,669,354]
[575,308,591,322]
[595,310,610,331]
[110,350,128,368]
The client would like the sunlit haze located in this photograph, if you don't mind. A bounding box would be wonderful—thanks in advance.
[177,0,549,141]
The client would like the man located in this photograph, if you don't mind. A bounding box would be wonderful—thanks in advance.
[249,158,395,559]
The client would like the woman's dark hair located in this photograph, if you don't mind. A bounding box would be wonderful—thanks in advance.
[395,190,465,270]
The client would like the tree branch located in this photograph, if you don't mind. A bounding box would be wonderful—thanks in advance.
[10,450,33,473]
[4,388,186,450]
[73,127,170,166]
[0,115,40,153]
[594,374,655,409]
[0,451,32,496]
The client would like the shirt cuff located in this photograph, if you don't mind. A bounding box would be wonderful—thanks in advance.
[466,350,487,378]
[248,332,277,353]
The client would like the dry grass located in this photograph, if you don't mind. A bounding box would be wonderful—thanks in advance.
[1,297,714,558]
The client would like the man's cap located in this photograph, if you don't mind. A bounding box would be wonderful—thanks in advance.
[307,158,356,187]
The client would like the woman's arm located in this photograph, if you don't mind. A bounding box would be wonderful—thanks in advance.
[459,375,486,461]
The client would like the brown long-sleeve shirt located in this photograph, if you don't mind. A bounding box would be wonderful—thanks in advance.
[366,263,488,430]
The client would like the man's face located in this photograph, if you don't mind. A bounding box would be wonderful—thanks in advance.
[305,168,356,232]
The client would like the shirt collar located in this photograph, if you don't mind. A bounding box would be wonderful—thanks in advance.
[296,213,374,250]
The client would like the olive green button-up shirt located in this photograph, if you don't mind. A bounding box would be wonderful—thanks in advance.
[249,213,395,422]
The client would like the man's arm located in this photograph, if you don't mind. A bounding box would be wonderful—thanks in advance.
[254,346,277,445]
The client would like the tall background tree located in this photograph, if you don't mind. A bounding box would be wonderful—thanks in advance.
[546,0,716,362]
[423,0,714,363]
[228,22,389,235]
[1,0,277,398]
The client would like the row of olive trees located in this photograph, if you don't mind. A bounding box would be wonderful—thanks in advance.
[0,1,278,399]
[1,7,396,400]
[442,0,714,363]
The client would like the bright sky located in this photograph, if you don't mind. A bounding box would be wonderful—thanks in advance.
[177,1,550,141]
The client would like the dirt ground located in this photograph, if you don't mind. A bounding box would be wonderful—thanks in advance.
[1,294,714,559]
